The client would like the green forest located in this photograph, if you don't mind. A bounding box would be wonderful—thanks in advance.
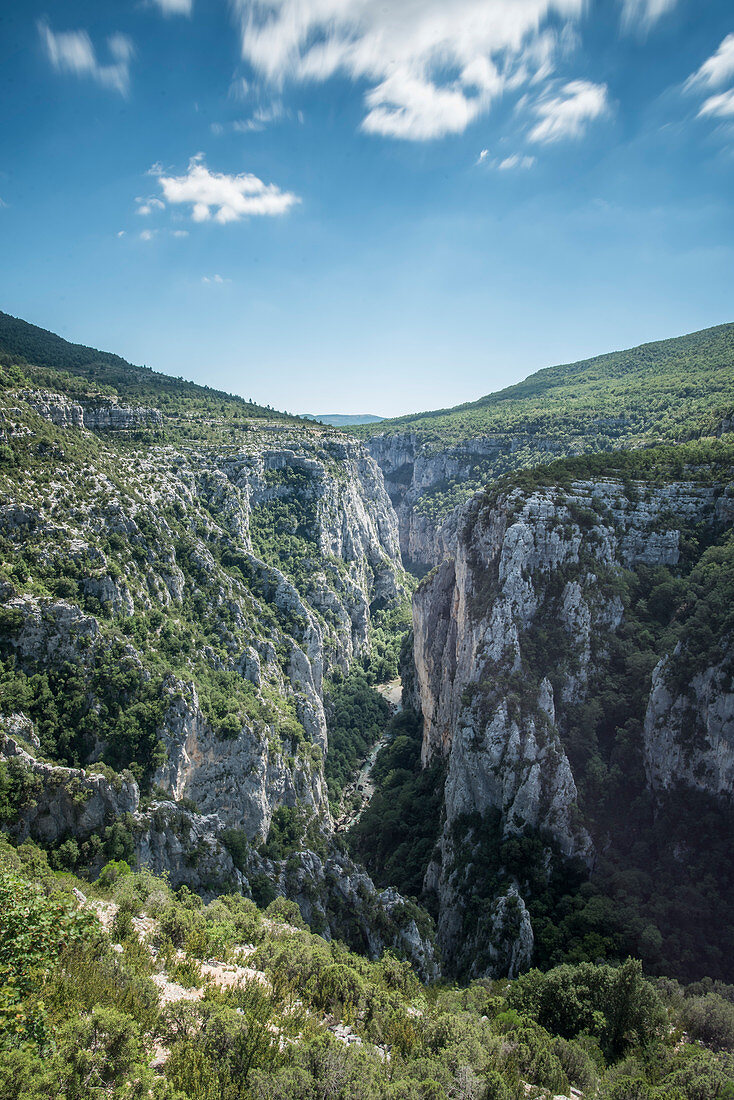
[2,841,734,1100]
[355,324,734,519]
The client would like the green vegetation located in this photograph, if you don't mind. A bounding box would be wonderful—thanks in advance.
[323,598,413,808]
[0,339,348,789]
[432,442,734,983]
[349,707,446,903]
[362,600,414,684]
[355,322,734,518]
[1,838,732,1099]
[0,310,297,423]
[324,669,390,806]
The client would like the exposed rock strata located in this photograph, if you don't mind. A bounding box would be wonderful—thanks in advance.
[0,397,437,969]
[644,650,734,795]
[413,473,734,975]
[0,728,436,977]
[366,431,568,568]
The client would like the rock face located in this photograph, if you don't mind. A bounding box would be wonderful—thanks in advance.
[412,471,734,976]
[0,726,436,977]
[154,677,329,840]
[0,386,438,970]
[0,732,139,846]
[366,432,568,569]
[644,653,734,795]
[19,390,163,430]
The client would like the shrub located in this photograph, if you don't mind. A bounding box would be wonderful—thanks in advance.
[96,859,132,888]
[682,993,734,1051]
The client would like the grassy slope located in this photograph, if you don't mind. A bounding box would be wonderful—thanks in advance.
[0,309,301,427]
[2,840,733,1099]
[354,322,734,447]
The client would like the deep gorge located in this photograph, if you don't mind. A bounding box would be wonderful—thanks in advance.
[1,312,734,1099]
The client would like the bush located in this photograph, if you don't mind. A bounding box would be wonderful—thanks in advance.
[265,896,304,928]
[507,959,667,1060]
[96,860,132,888]
[0,869,95,1045]
[682,993,734,1051]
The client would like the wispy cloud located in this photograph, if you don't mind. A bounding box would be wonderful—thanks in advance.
[212,102,287,136]
[136,197,165,216]
[202,274,230,285]
[477,150,536,169]
[150,0,193,16]
[528,80,609,144]
[498,154,536,169]
[233,102,285,133]
[684,34,734,129]
[698,89,734,120]
[38,20,134,95]
[151,154,300,223]
[686,34,734,93]
[232,0,589,141]
[619,0,678,34]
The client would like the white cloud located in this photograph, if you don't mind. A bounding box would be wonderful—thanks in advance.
[140,229,156,241]
[686,34,734,92]
[232,101,285,133]
[38,20,134,95]
[202,274,229,284]
[136,197,165,216]
[150,0,193,15]
[528,79,609,143]
[620,0,678,33]
[232,0,587,141]
[117,230,126,237]
[498,154,536,169]
[229,77,251,101]
[698,89,734,119]
[171,229,189,237]
[477,148,490,164]
[152,155,300,223]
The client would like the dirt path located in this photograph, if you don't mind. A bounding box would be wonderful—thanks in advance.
[335,678,402,833]
[376,679,403,710]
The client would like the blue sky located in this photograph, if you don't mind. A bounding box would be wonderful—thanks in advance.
[0,0,732,416]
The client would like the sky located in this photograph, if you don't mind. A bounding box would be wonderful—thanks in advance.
[0,0,733,417]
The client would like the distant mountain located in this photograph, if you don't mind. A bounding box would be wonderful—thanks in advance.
[0,310,289,421]
[354,322,734,565]
[355,322,734,445]
[302,413,384,427]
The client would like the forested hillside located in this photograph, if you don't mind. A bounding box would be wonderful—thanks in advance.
[0,314,432,968]
[356,324,734,565]
[2,842,734,1100]
[0,310,296,424]
[357,323,734,447]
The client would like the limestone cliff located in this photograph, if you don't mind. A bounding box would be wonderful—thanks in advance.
[412,454,734,977]
[644,651,734,795]
[0,376,438,969]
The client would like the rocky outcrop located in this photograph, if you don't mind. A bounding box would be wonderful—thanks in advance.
[270,846,438,980]
[412,471,734,976]
[644,650,734,795]
[18,390,163,430]
[0,732,139,845]
[0,394,438,969]
[0,725,436,975]
[154,677,328,840]
[366,431,569,569]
